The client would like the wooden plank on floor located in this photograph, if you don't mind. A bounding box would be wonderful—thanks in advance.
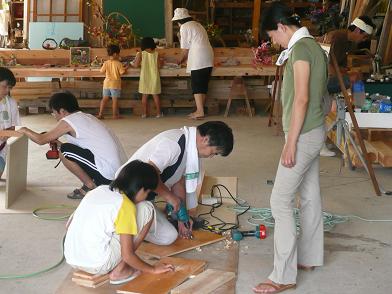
[171,269,235,294]
[117,257,206,294]
[136,230,225,259]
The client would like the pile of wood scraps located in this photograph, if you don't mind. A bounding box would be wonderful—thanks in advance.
[71,271,109,288]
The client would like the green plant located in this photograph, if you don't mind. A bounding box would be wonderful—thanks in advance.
[86,0,136,48]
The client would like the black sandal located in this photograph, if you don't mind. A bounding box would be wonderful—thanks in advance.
[67,185,91,199]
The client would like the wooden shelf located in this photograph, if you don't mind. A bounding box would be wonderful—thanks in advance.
[214,2,254,8]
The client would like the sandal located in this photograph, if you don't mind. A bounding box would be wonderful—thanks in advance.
[96,114,104,120]
[252,281,296,293]
[67,185,92,199]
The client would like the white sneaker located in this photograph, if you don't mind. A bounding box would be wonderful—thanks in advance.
[320,144,336,157]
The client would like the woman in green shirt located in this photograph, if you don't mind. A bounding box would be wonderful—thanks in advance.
[253,2,328,293]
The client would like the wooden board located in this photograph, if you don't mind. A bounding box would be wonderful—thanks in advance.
[136,230,225,259]
[2,135,28,209]
[117,257,206,294]
[171,269,235,294]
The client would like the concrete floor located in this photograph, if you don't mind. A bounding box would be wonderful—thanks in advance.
[0,114,392,294]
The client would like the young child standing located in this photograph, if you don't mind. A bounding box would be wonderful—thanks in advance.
[131,37,162,118]
[64,160,174,284]
[0,67,20,178]
[98,44,128,119]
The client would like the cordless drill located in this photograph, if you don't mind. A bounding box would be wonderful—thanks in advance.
[166,202,193,236]
[46,141,59,160]
[231,225,267,241]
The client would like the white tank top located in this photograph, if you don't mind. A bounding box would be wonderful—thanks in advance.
[62,112,127,180]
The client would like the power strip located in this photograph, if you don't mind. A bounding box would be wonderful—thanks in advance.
[201,197,219,205]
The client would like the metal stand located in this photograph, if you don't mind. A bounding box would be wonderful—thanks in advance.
[328,97,368,171]
[331,52,389,196]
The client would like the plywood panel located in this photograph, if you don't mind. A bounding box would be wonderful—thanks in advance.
[5,135,28,209]
[171,269,235,294]
[136,230,225,259]
[117,257,206,294]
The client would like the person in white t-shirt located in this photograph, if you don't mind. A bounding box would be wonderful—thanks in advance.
[172,8,214,120]
[18,92,127,199]
[116,121,234,243]
[0,67,20,178]
[65,160,174,285]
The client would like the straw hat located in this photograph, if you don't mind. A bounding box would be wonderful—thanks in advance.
[172,8,191,21]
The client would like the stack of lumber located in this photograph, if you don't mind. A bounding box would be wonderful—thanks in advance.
[71,271,109,288]
[326,113,392,168]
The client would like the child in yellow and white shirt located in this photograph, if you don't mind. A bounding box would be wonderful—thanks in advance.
[64,160,174,285]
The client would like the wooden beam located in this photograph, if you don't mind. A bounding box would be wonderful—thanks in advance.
[33,0,37,21]
[49,0,52,22]
[64,0,67,22]
[79,0,83,22]
[252,0,261,45]
[165,0,173,47]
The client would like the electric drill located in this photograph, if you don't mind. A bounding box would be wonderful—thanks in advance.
[231,225,267,241]
[166,202,192,231]
[46,141,59,160]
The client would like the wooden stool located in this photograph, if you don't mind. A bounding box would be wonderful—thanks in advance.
[224,76,253,117]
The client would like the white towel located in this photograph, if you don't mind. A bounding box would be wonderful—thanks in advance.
[275,27,313,66]
[182,126,200,194]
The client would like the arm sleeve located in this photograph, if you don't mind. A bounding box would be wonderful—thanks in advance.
[180,26,191,49]
[291,42,312,64]
[114,196,137,235]
[149,138,181,173]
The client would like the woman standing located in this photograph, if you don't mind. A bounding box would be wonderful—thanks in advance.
[253,2,327,293]
[172,8,214,120]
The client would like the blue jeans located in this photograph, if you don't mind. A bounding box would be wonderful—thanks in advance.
[103,88,121,98]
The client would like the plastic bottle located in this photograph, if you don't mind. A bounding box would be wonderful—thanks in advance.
[379,97,391,113]
[352,80,366,108]
[361,93,372,112]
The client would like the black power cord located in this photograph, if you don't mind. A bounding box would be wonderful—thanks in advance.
[197,184,250,233]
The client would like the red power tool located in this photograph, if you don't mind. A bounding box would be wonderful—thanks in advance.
[46,141,59,160]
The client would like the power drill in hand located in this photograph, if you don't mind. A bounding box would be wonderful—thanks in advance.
[46,141,59,160]
[166,202,192,232]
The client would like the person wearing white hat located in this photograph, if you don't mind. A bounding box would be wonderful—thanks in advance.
[172,8,214,120]
[319,15,375,157]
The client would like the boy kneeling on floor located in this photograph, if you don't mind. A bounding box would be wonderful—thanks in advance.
[64,160,174,285]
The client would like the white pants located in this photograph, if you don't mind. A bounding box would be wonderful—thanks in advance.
[268,126,325,284]
[71,201,177,275]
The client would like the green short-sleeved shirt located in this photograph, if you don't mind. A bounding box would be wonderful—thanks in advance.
[281,38,328,134]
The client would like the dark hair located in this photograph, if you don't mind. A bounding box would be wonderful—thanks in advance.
[48,91,80,113]
[197,121,234,156]
[110,160,158,202]
[348,16,375,33]
[107,44,120,56]
[177,17,193,24]
[141,37,156,51]
[261,1,301,32]
[0,67,16,87]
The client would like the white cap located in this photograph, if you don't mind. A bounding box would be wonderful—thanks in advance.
[351,17,374,35]
[172,8,191,21]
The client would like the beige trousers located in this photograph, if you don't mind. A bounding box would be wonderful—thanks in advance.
[268,125,325,285]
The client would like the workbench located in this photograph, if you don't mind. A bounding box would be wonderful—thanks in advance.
[3,48,275,115]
